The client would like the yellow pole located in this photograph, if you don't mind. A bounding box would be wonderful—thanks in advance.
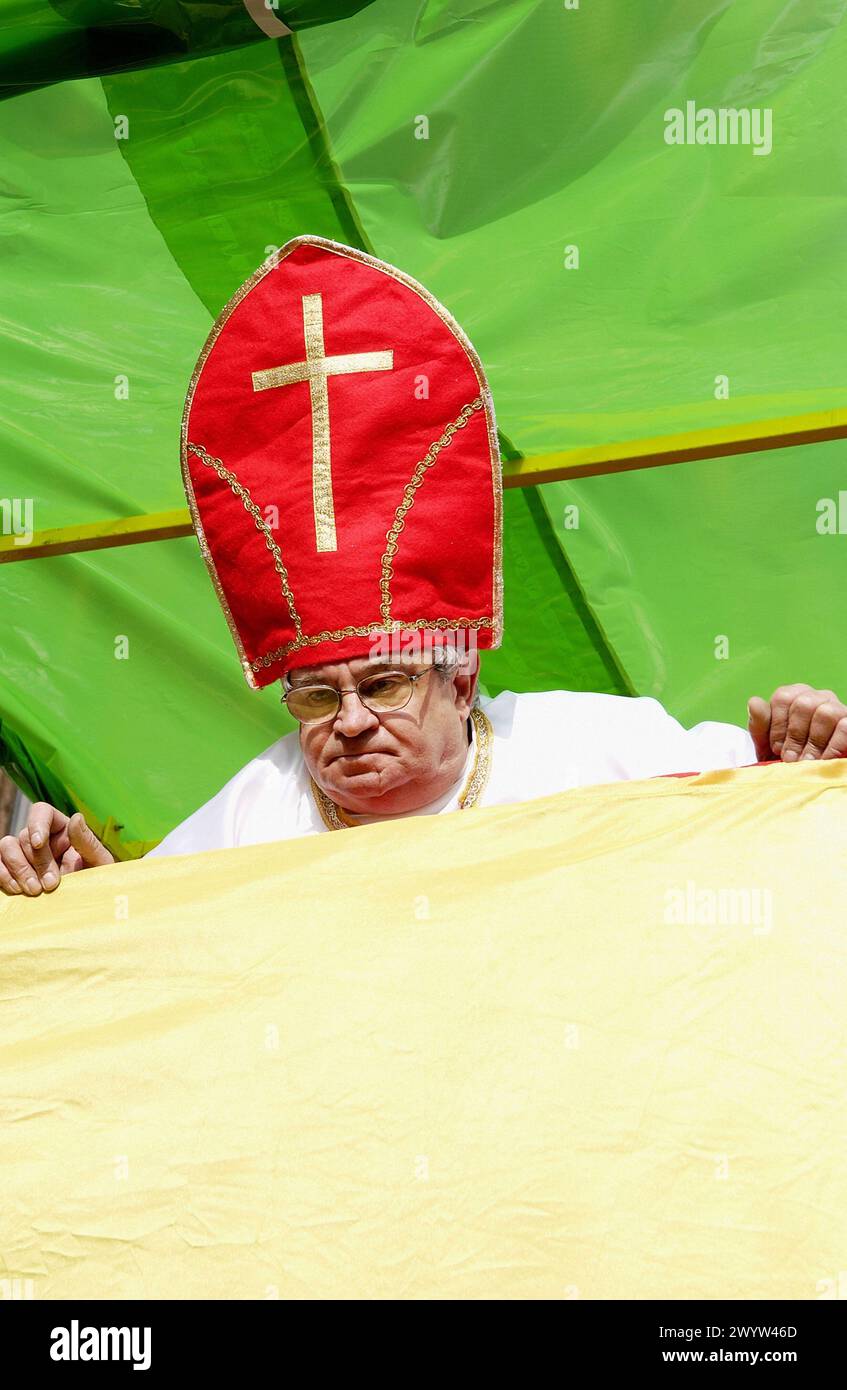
[0,510,193,563]
[2,408,845,561]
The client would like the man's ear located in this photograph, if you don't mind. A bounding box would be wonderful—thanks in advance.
[451,664,479,719]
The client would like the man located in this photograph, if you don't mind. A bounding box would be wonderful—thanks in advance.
[2,663,846,894]
[2,235,846,893]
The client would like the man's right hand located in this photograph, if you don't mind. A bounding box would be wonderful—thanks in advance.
[0,802,115,896]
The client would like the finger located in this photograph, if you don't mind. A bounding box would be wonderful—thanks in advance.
[67,814,115,869]
[0,863,23,895]
[799,702,847,760]
[767,684,810,755]
[781,691,823,762]
[59,846,84,876]
[49,828,72,862]
[0,836,43,896]
[28,802,67,852]
[28,802,68,889]
[22,815,62,890]
[746,697,772,762]
[821,714,847,761]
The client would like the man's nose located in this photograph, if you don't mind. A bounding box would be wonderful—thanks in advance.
[333,690,380,737]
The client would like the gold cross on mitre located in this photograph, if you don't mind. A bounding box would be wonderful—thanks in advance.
[251,292,393,552]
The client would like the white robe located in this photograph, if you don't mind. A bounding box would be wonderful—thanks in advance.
[146,690,757,858]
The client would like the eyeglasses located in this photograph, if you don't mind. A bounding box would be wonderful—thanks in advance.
[281,668,433,725]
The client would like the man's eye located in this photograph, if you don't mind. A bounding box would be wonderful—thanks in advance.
[364,676,403,697]
[301,687,333,706]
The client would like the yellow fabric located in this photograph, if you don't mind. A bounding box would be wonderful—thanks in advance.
[2,760,846,1301]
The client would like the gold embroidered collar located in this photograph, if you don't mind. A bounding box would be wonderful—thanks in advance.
[310,707,494,832]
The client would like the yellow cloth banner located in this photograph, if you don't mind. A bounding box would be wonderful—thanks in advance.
[2,760,846,1301]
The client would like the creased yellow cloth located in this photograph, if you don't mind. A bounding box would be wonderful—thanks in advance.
[1,760,846,1301]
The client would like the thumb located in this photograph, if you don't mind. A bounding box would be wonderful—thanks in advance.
[747,696,773,762]
[67,813,115,868]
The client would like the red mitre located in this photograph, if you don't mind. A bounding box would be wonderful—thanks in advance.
[181,234,503,687]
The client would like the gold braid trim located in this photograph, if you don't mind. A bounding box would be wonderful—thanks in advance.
[379,397,483,627]
[459,705,493,809]
[310,707,493,831]
[187,442,302,637]
[254,615,496,674]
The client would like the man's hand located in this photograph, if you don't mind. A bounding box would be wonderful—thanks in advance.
[0,802,114,896]
[747,685,847,764]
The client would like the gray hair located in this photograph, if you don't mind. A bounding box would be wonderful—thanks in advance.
[432,644,481,708]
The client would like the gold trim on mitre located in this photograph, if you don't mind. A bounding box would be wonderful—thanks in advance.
[180,235,504,687]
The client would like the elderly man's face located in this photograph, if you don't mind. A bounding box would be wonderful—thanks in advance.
[290,655,477,815]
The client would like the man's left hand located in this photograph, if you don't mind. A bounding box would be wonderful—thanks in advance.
[747,685,847,763]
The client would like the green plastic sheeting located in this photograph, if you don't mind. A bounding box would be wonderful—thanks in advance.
[543,440,847,725]
[1,0,262,101]
[100,38,364,317]
[301,0,846,448]
[0,75,286,852]
[0,0,844,851]
[297,0,847,714]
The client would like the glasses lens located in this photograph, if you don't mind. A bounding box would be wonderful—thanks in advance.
[286,685,340,724]
[359,671,413,712]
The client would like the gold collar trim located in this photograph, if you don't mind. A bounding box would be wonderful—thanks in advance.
[310,707,493,832]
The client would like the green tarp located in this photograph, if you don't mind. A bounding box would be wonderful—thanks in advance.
[1,0,844,851]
